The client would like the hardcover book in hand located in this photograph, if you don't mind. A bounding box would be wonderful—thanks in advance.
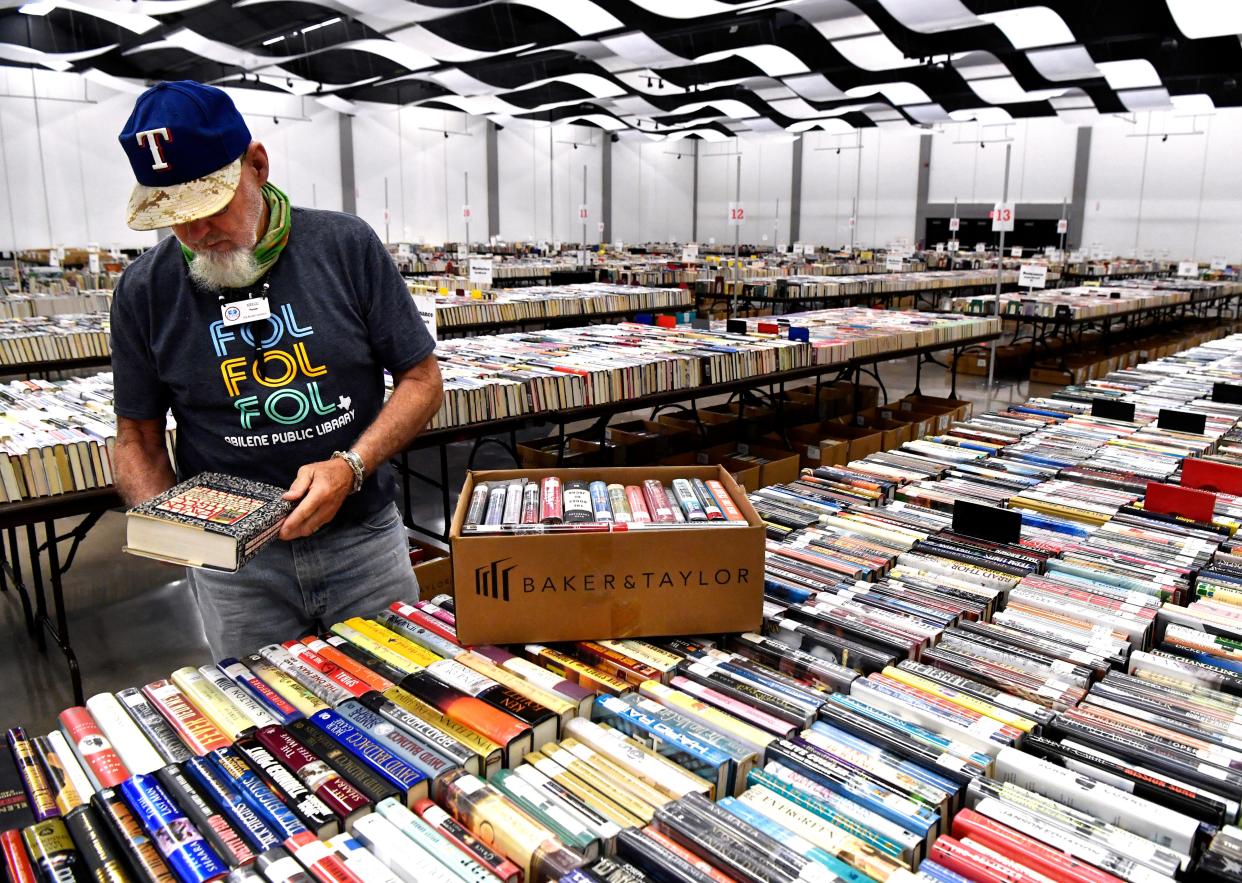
[124,473,290,571]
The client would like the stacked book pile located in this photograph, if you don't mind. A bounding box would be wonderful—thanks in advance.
[0,314,110,367]
[710,269,1019,304]
[405,285,693,330]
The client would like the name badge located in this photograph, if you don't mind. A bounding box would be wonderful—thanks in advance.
[221,297,271,327]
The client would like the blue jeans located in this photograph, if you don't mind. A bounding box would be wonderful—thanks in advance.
[188,502,418,659]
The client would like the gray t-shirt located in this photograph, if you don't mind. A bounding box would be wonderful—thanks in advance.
[110,207,435,522]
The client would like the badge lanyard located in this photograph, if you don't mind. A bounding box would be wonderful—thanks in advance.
[219,278,272,382]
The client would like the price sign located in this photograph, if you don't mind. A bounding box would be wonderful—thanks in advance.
[728,202,745,226]
[1010,246,1022,258]
[397,242,412,257]
[49,246,62,269]
[681,243,699,262]
[468,258,494,286]
[848,216,856,228]
[1018,263,1048,289]
[947,240,959,253]
[461,204,472,220]
[413,295,438,342]
[456,243,468,259]
[948,217,960,232]
[709,237,716,245]
[1056,218,1068,234]
[597,221,605,233]
[1178,260,1199,278]
[776,242,786,253]
[1211,257,1228,271]
[936,243,945,253]
[577,204,588,220]
[975,242,987,254]
[885,255,903,271]
[989,202,1015,232]
[614,240,623,251]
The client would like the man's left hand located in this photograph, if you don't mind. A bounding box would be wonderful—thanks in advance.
[280,458,355,540]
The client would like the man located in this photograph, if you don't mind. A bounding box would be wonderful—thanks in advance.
[111,81,443,658]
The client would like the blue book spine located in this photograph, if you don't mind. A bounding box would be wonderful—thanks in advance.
[307,709,428,796]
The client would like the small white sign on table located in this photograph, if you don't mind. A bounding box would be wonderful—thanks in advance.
[1018,263,1048,289]
[885,255,903,271]
[1178,260,1199,278]
[681,243,699,262]
[1211,258,1228,271]
[975,242,987,254]
[1010,246,1022,258]
[468,258,494,286]
[412,296,438,342]
[456,243,468,260]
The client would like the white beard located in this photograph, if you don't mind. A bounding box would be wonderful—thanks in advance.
[182,189,265,292]
[187,247,262,292]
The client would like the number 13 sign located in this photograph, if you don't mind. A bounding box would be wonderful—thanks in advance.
[990,202,1015,232]
[728,202,745,226]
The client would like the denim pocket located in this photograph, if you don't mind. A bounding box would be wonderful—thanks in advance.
[360,503,401,533]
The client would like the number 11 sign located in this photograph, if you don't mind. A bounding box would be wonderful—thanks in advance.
[728,202,745,226]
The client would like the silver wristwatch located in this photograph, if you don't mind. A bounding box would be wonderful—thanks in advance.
[332,449,365,493]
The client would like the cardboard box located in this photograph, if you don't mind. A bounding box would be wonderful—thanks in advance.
[604,420,695,464]
[786,384,852,420]
[657,410,730,446]
[837,410,910,451]
[408,535,453,601]
[450,466,765,645]
[899,395,974,423]
[660,449,760,491]
[730,443,800,488]
[697,403,776,441]
[517,435,611,468]
[880,406,934,440]
[786,421,883,466]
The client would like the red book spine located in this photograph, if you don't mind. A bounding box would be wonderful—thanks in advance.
[253,727,369,821]
[57,708,129,789]
[282,642,372,699]
[706,480,746,521]
[951,809,1125,883]
[284,832,364,883]
[413,601,457,629]
[539,477,563,524]
[625,486,652,523]
[389,603,460,644]
[0,830,37,883]
[642,480,675,523]
[930,835,1046,883]
[302,639,394,693]
[141,681,231,755]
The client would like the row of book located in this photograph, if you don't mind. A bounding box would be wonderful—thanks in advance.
[0,314,110,366]
[701,269,1024,304]
[0,290,112,319]
[404,285,693,329]
[950,278,1242,320]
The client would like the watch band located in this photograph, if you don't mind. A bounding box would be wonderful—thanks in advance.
[332,450,365,493]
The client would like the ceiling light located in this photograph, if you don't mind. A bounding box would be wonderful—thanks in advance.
[262,35,285,46]
[1025,45,1101,81]
[874,0,979,34]
[831,33,920,71]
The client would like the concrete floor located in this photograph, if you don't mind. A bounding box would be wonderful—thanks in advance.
[0,355,1058,735]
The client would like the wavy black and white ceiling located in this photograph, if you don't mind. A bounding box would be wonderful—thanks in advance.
[2,0,1240,138]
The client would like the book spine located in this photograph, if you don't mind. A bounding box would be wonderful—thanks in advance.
[329,701,458,789]
[182,757,282,854]
[156,764,256,868]
[21,818,89,883]
[197,669,283,732]
[141,681,232,756]
[85,693,167,776]
[204,748,309,840]
[8,730,65,821]
[412,799,522,883]
[1,829,38,883]
[46,733,96,809]
[230,738,338,837]
[118,688,195,765]
[282,832,361,883]
[302,711,428,802]
[89,789,177,883]
[57,710,130,792]
[119,774,229,883]
[170,669,261,742]
[348,814,459,883]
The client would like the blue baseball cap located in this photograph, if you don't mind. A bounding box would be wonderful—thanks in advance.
[118,80,253,231]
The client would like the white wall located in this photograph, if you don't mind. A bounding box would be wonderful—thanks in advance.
[696,136,793,247]
[800,127,921,249]
[352,105,487,246]
[928,117,1077,206]
[610,135,694,245]
[495,122,604,245]
[1081,109,1242,262]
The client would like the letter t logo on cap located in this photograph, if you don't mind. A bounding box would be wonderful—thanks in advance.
[136,127,173,171]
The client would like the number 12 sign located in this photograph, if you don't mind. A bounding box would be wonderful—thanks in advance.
[728,202,745,226]
[990,202,1015,232]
